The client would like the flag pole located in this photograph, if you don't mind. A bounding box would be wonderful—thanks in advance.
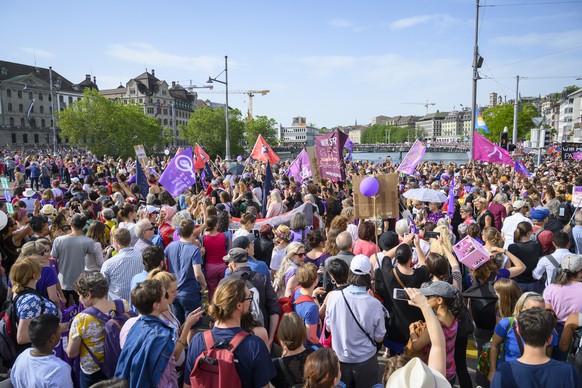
[470,0,480,161]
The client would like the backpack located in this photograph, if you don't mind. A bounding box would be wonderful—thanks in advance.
[540,254,562,286]
[189,330,250,388]
[568,313,582,373]
[81,299,137,378]
[239,271,265,326]
[558,202,573,224]
[463,272,498,331]
[230,201,241,218]
[152,224,172,247]
[274,286,314,345]
[0,288,45,367]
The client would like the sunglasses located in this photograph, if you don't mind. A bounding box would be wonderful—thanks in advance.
[242,290,254,302]
[295,252,305,258]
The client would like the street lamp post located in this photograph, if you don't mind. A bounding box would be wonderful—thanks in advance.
[49,66,57,155]
[207,56,230,160]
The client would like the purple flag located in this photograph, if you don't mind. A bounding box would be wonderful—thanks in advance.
[397,140,426,175]
[158,147,196,197]
[344,138,354,162]
[315,130,348,182]
[447,175,455,218]
[287,149,311,183]
[514,160,531,177]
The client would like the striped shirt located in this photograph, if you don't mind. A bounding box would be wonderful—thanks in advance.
[442,318,458,380]
[101,247,143,302]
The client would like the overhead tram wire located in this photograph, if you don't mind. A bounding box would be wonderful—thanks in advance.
[481,0,582,6]
[489,45,582,70]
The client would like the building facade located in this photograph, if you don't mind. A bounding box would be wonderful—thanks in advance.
[0,60,95,147]
[558,88,582,143]
[100,70,196,146]
[278,117,318,146]
[415,112,448,141]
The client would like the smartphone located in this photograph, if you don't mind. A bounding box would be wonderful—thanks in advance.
[425,231,440,239]
[393,288,409,301]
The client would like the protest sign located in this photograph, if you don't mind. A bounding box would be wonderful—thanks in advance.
[353,174,399,219]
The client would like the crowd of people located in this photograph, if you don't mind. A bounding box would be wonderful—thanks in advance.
[0,146,581,388]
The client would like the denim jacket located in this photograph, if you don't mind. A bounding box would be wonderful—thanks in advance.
[115,315,176,387]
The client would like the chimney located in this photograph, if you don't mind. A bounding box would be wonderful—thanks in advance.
[152,69,155,77]
[85,74,91,81]
[172,81,176,87]
[93,76,97,85]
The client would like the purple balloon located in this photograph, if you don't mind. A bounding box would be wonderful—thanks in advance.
[360,176,380,197]
[237,155,243,163]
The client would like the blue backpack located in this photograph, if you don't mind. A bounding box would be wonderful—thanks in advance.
[81,300,136,378]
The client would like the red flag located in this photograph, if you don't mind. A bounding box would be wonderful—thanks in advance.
[193,143,210,171]
[250,135,280,164]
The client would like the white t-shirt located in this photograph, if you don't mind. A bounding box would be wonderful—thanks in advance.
[270,245,287,271]
[11,348,73,388]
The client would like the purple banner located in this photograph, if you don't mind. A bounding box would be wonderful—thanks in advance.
[315,130,348,182]
[447,175,455,218]
[397,140,426,175]
[158,147,196,197]
[287,148,312,183]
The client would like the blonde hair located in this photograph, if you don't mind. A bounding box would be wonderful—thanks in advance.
[274,242,305,294]
[429,225,453,256]
[10,256,41,294]
[494,278,522,319]
[513,292,545,317]
[147,268,177,290]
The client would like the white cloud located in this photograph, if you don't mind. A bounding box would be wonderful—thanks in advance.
[107,43,224,72]
[492,29,582,50]
[20,47,55,59]
[389,14,460,30]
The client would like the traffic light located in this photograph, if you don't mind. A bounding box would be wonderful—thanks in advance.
[544,130,551,147]
[500,131,508,150]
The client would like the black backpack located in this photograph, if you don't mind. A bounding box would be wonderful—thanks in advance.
[462,272,498,331]
[557,202,573,224]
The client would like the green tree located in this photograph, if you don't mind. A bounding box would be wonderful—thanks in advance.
[481,103,538,143]
[245,115,278,147]
[57,89,164,157]
[361,124,413,144]
[182,106,245,157]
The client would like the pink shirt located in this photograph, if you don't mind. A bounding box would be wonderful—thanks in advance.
[353,239,378,258]
[543,282,582,323]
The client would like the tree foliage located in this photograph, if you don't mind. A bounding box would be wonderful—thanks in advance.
[361,124,418,144]
[57,89,164,157]
[245,115,278,147]
[181,106,245,158]
[481,102,538,143]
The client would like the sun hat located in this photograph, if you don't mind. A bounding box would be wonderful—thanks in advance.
[41,204,57,216]
[378,231,399,251]
[386,357,450,388]
[512,200,527,210]
[23,188,36,198]
[350,254,371,275]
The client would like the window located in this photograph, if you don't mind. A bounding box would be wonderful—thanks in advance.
[34,134,39,144]
[138,98,143,103]
[23,134,28,143]
[163,119,168,125]
[129,89,136,95]
[59,95,64,103]
[40,106,44,114]
[30,119,36,128]
[20,118,25,127]
[163,109,167,115]
[147,107,154,114]
[68,96,73,104]
[38,93,43,100]
[41,119,46,127]
[19,104,23,112]
[28,92,33,100]
[11,134,16,144]
[17,90,22,98]
[162,90,167,95]
[6,89,11,98]
[7,103,12,112]
[9,118,14,127]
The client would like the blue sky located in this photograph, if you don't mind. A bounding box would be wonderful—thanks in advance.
[2,0,581,128]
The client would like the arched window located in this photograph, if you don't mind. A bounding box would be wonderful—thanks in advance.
[41,119,46,128]
[9,118,14,127]
[40,106,44,114]
[17,90,22,98]
[20,118,25,127]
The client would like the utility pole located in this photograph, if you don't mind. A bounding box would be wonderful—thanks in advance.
[513,75,520,145]
[470,0,481,160]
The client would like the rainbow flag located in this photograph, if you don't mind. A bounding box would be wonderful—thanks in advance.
[475,106,490,133]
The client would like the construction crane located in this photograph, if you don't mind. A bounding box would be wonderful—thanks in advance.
[402,100,436,115]
[197,89,270,120]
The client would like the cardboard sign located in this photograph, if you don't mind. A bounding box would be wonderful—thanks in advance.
[353,174,399,219]
[562,142,582,161]
[134,145,148,167]
[305,146,321,183]
[0,178,7,189]
[453,236,490,270]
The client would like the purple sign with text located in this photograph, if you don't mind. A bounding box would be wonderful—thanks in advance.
[158,147,196,197]
[315,130,348,182]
